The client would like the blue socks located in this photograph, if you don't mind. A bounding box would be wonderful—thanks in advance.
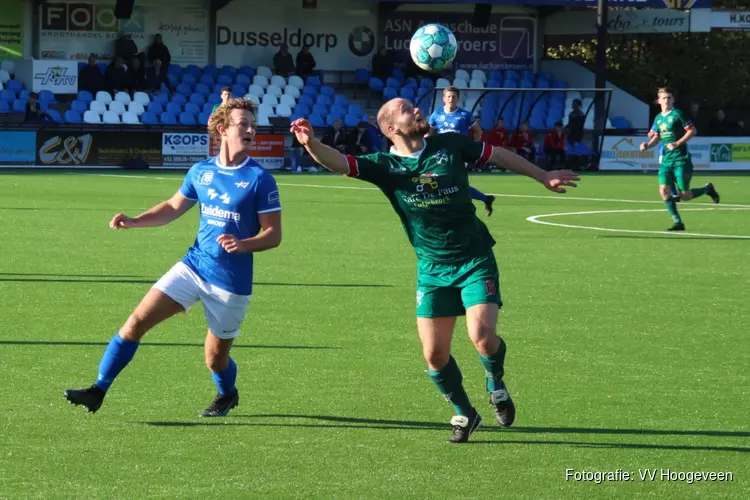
[469,186,488,202]
[211,357,238,396]
[94,334,139,392]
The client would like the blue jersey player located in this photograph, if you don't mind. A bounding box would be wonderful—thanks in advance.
[429,86,495,217]
[64,99,282,417]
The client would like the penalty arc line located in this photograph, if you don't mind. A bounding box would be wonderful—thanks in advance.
[526,207,750,239]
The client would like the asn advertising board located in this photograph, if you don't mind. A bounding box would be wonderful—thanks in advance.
[0,131,37,163]
[599,136,750,171]
[215,0,378,71]
[381,13,535,71]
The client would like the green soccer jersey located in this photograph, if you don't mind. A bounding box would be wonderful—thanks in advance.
[345,133,495,264]
[652,108,694,164]
[211,103,220,114]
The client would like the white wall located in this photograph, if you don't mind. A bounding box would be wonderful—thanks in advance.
[540,59,649,129]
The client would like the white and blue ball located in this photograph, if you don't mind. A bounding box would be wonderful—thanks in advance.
[409,24,458,72]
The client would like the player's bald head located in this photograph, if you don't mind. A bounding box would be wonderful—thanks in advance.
[377,98,407,136]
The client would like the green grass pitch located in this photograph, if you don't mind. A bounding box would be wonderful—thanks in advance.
[0,171,748,499]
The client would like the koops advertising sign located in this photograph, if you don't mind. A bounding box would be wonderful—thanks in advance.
[600,136,750,171]
[162,133,210,166]
[215,0,378,71]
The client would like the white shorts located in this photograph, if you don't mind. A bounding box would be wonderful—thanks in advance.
[153,261,250,339]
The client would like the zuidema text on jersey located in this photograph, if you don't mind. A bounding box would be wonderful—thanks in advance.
[216,27,337,51]
[200,203,241,222]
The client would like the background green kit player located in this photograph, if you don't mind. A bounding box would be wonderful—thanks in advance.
[290,98,580,443]
[640,87,720,231]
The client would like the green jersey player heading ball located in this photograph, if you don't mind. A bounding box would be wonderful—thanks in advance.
[290,99,580,443]
[640,87,720,231]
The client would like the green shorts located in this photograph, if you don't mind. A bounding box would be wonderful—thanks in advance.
[416,253,502,318]
[658,160,693,192]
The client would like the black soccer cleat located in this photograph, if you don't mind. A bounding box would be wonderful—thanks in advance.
[64,385,105,413]
[484,195,496,217]
[706,183,720,204]
[667,222,686,232]
[446,408,483,444]
[489,382,516,428]
[199,390,239,417]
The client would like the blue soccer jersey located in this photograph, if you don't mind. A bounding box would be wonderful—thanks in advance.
[429,107,474,135]
[179,156,281,295]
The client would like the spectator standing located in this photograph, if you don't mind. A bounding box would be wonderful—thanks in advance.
[371,47,392,81]
[347,121,372,155]
[322,119,347,153]
[543,121,567,171]
[115,33,138,64]
[296,45,316,79]
[78,55,104,94]
[147,34,171,69]
[511,121,535,162]
[273,44,295,77]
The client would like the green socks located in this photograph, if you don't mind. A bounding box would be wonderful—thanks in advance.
[690,186,708,198]
[665,199,682,223]
[427,356,473,417]
[479,339,507,393]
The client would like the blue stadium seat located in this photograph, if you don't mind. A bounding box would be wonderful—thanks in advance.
[355,68,370,82]
[309,113,325,127]
[0,89,14,101]
[538,71,553,82]
[212,83,225,94]
[505,70,519,82]
[326,114,340,126]
[218,74,233,86]
[166,102,182,115]
[419,78,434,89]
[0,100,10,113]
[319,86,335,97]
[315,94,331,107]
[333,94,348,107]
[405,77,418,88]
[199,74,215,86]
[167,74,179,87]
[312,104,328,116]
[186,65,201,76]
[71,100,88,113]
[12,99,25,113]
[383,87,398,100]
[391,68,405,84]
[46,109,62,122]
[238,65,255,77]
[235,74,250,86]
[231,84,246,96]
[154,92,170,105]
[529,116,546,130]
[344,113,360,127]
[185,102,201,115]
[368,77,384,91]
[298,95,314,108]
[76,90,93,103]
[176,83,192,96]
[181,74,197,86]
[386,77,400,90]
[171,94,187,106]
[141,111,159,124]
[399,87,416,100]
[168,65,183,76]
[147,101,164,114]
[202,102,215,114]
[208,93,221,104]
[302,86,318,98]
[96,62,108,74]
[329,105,346,118]
[179,111,197,125]
[198,111,211,124]
[612,116,631,129]
[195,83,210,96]
[160,111,177,125]
[64,109,82,123]
[289,112,305,122]
[219,65,237,75]
[519,80,533,89]
[306,75,321,87]
[190,93,206,105]
[18,89,30,101]
[203,65,219,77]
[551,79,567,89]
[295,103,311,116]
[348,104,363,116]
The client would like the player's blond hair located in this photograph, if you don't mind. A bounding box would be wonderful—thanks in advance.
[208,98,257,142]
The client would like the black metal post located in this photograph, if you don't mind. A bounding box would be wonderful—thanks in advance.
[594,0,608,152]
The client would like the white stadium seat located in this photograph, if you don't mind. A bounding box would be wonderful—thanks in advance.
[279,94,296,108]
[256,66,273,78]
[83,110,101,123]
[247,84,264,97]
[121,111,140,124]
[261,94,278,106]
[265,84,282,97]
[253,75,269,88]
[127,102,145,115]
[0,69,10,83]
[455,69,470,82]
[436,78,451,88]
[452,78,468,88]
[288,75,304,89]
[89,101,107,114]
[108,101,126,115]
[0,60,15,73]
[102,111,120,124]
[275,104,292,117]
[114,91,131,104]
[256,114,271,126]
[257,103,275,117]
[243,93,260,105]
[270,75,286,89]
[284,85,300,98]
[469,79,485,89]
[95,91,112,104]
[471,70,487,83]
[133,91,150,106]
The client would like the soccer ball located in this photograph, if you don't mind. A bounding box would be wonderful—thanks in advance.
[409,24,458,72]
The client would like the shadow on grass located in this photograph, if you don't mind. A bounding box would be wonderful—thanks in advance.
[141,414,749,452]
[0,340,341,350]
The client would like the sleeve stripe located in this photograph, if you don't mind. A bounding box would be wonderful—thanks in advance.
[257,207,282,214]
[477,141,492,165]
[344,154,359,177]
[684,124,695,131]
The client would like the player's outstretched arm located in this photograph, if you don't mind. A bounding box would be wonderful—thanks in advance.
[487,145,580,194]
[109,191,196,230]
[216,211,282,254]
[290,118,349,175]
